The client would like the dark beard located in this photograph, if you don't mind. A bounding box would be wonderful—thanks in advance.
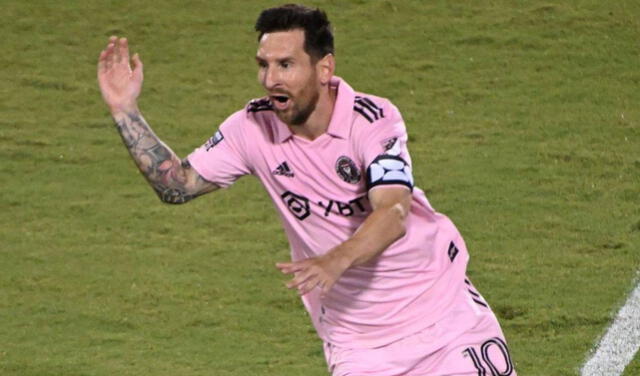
[290,103,316,125]
[289,89,320,126]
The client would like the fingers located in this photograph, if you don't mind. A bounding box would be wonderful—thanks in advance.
[276,261,306,274]
[297,276,322,296]
[99,36,136,73]
[320,280,335,297]
[102,41,115,71]
[132,53,143,68]
[285,266,315,289]
[288,271,321,295]
[98,36,117,72]
[295,273,335,296]
[277,261,313,290]
[114,36,122,63]
[132,52,144,82]
[117,37,130,65]
[277,261,329,295]
[97,49,108,73]
[277,256,343,296]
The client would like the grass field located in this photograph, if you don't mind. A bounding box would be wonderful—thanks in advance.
[1,0,639,375]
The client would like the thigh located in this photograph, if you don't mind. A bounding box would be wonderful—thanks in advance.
[416,312,517,376]
[324,280,517,376]
[324,341,421,376]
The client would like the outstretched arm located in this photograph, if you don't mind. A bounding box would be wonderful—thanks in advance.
[97,36,217,203]
[111,110,217,203]
[277,186,411,296]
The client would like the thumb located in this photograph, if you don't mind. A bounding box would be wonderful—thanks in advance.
[320,283,332,299]
[132,53,144,82]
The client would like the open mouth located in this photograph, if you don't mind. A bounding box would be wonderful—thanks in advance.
[270,94,291,110]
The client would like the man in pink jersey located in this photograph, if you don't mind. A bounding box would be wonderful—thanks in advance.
[97,4,516,375]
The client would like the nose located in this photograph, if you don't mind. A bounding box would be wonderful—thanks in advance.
[261,66,280,91]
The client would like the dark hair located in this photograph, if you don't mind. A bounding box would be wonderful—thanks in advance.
[255,4,334,61]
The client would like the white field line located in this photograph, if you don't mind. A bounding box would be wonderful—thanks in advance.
[581,281,640,376]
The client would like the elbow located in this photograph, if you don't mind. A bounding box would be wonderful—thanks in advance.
[395,222,407,240]
[160,198,190,205]
[155,187,195,205]
[390,202,408,239]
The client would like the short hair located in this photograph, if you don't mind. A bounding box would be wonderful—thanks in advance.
[255,4,334,61]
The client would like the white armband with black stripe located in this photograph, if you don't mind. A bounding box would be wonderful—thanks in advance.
[366,154,414,191]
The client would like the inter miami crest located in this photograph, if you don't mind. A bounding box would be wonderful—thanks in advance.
[335,156,361,184]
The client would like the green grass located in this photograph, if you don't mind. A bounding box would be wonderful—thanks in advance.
[1,0,639,375]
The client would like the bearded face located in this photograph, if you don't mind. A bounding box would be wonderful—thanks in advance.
[256,29,323,126]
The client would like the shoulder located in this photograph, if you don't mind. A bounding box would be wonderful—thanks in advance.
[352,92,402,126]
[349,92,408,159]
[350,92,406,139]
[219,98,274,133]
[246,97,274,114]
[223,97,279,144]
[223,98,273,122]
[244,97,277,129]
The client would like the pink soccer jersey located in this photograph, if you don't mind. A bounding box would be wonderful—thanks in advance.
[188,77,475,348]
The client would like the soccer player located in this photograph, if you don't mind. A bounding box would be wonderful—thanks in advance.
[97,4,516,375]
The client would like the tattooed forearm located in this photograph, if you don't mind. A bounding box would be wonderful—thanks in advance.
[115,112,148,149]
[113,111,212,204]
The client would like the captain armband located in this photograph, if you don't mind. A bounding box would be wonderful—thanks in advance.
[365,154,414,191]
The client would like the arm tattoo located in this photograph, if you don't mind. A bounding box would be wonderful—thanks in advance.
[114,111,206,204]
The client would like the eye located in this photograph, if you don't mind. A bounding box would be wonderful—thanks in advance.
[280,61,291,69]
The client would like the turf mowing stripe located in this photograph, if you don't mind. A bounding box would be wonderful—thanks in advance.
[581,281,640,376]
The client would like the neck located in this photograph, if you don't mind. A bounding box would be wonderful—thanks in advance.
[289,84,337,141]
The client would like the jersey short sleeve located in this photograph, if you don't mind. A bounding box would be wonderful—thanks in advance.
[187,110,252,188]
[357,101,414,191]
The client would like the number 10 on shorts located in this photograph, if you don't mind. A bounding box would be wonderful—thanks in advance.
[463,338,515,376]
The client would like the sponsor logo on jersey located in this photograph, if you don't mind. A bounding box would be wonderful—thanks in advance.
[281,191,310,220]
[317,195,368,217]
[205,130,224,151]
[272,161,294,178]
[335,156,361,184]
[280,190,372,221]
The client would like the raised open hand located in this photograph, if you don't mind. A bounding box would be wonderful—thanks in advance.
[97,36,143,114]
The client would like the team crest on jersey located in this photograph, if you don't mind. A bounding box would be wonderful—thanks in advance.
[335,156,361,184]
[205,130,224,151]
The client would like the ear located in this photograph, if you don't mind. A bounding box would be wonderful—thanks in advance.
[316,53,335,85]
